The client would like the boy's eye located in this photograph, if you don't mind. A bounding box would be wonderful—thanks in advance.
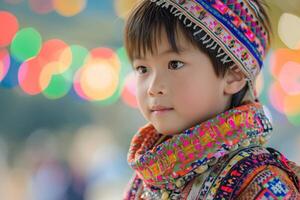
[135,66,148,74]
[168,60,185,70]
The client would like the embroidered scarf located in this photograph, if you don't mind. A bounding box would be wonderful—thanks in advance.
[127,102,272,191]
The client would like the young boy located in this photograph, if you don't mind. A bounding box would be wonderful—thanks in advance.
[123,0,300,199]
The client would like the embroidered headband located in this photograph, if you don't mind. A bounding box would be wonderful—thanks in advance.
[149,0,270,100]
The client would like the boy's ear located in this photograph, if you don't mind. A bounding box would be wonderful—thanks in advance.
[223,65,247,95]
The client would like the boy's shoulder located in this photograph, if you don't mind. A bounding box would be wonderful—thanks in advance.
[192,145,300,200]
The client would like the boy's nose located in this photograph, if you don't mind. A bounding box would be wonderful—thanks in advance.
[148,89,164,96]
[147,74,166,96]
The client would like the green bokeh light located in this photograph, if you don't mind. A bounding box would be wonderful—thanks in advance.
[259,50,274,105]
[69,45,89,71]
[42,45,89,100]
[287,113,300,127]
[116,46,132,89]
[43,71,73,99]
[10,27,42,61]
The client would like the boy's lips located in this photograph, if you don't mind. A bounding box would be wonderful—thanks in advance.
[150,105,174,112]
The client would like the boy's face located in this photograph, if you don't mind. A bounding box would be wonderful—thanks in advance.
[133,29,231,135]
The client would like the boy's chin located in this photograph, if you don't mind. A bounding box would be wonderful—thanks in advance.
[154,125,183,135]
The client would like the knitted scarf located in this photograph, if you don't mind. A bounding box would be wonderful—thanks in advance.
[127,102,273,193]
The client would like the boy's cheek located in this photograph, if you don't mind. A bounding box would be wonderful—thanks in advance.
[136,96,146,110]
[175,93,212,117]
[136,93,151,115]
[136,83,149,97]
[176,90,204,104]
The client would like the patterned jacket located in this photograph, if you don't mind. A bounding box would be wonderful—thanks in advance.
[124,146,300,200]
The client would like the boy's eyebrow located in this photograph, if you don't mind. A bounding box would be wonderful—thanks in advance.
[159,47,187,55]
[134,47,187,59]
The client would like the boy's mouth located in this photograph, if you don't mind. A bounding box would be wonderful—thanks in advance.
[150,105,174,113]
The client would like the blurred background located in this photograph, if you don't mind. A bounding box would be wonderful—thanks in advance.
[0,0,299,199]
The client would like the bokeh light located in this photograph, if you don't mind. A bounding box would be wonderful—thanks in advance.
[270,48,300,78]
[95,83,123,106]
[269,77,300,122]
[121,72,138,108]
[114,0,139,19]
[39,61,62,91]
[72,47,123,103]
[68,45,90,101]
[69,45,89,72]
[269,82,285,114]
[0,11,19,47]
[278,13,300,50]
[38,40,72,93]
[41,44,74,100]
[256,72,264,97]
[79,60,119,101]
[18,57,46,95]
[67,126,119,182]
[86,47,120,73]
[278,61,300,95]
[73,67,90,101]
[116,47,132,86]
[10,27,42,62]
[0,55,22,88]
[269,48,300,120]
[42,71,73,99]
[39,39,72,74]
[287,113,300,126]
[18,39,73,96]
[53,0,86,17]
[283,93,300,116]
[28,0,54,14]
[0,48,10,82]
[52,45,90,100]
[3,0,23,4]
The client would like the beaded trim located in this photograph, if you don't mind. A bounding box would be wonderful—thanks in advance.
[127,102,272,195]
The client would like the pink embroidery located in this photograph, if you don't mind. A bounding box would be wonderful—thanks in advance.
[232,15,242,27]
[195,144,202,151]
[183,139,190,147]
[178,152,185,162]
[199,130,206,136]
[213,0,229,15]
[245,27,255,42]
[188,153,194,160]
[167,150,173,156]
[227,130,234,136]
[157,175,163,181]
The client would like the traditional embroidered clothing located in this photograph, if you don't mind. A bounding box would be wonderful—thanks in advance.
[123,102,300,199]
[123,0,300,199]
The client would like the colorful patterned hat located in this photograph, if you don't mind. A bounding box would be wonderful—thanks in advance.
[149,0,270,101]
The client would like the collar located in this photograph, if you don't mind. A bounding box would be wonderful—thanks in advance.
[127,102,272,191]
